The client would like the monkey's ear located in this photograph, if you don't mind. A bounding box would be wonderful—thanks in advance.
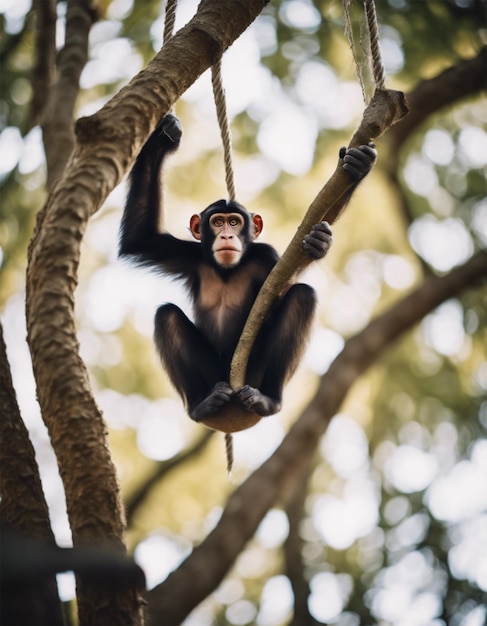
[252,214,263,239]
[190,214,202,240]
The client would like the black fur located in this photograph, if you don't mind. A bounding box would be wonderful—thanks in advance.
[119,114,375,422]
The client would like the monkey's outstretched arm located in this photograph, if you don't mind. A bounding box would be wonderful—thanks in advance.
[119,114,182,258]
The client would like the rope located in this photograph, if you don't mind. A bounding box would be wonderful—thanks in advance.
[212,56,238,471]
[364,0,386,90]
[225,433,234,474]
[163,0,177,44]
[211,57,237,202]
[343,0,367,102]
[342,0,386,100]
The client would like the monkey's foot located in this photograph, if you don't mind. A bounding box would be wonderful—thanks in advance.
[235,386,281,417]
[190,382,233,422]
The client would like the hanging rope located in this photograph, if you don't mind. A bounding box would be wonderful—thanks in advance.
[212,55,238,471]
[343,0,367,102]
[211,57,237,202]
[343,0,386,101]
[163,0,177,44]
[224,432,234,476]
[364,0,386,90]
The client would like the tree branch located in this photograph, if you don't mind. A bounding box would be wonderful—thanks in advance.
[230,46,487,388]
[42,0,97,190]
[382,47,487,273]
[282,458,321,626]
[25,2,269,623]
[125,430,214,527]
[230,88,409,389]
[146,251,486,625]
[387,46,487,161]
[0,323,64,626]
[28,0,57,131]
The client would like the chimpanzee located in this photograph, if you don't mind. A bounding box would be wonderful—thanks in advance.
[119,114,376,427]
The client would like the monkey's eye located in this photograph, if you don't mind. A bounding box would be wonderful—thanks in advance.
[212,217,224,227]
[229,218,239,227]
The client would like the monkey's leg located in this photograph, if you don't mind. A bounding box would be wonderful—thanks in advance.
[154,304,233,421]
[236,283,317,416]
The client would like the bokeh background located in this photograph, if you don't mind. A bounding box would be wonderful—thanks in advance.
[1,0,486,624]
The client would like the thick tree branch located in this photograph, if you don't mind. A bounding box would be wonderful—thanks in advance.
[25,2,268,623]
[0,323,64,626]
[146,251,486,625]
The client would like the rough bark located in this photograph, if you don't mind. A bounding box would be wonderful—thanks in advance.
[146,251,486,625]
[24,2,268,624]
[0,323,64,626]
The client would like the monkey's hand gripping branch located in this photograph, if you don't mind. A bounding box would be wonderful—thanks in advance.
[229,89,409,389]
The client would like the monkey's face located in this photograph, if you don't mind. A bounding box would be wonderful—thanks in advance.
[210,213,244,267]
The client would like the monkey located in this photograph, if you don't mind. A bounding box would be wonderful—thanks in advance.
[119,114,376,428]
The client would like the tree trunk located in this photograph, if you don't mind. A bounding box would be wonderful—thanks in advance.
[0,323,64,626]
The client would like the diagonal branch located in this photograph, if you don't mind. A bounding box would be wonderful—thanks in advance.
[387,46,487,163]
[146,251,487,625]
[230,88,409,389]
[125,430,214,527]
[25,2,269,623]
[230,46,487,389]
[380,47,487,273]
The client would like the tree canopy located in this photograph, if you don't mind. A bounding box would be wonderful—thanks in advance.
[0,1,486,625]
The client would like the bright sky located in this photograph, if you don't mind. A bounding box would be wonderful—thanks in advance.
[1,1,486,624]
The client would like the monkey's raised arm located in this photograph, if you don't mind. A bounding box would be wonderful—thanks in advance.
[119,115,200,274]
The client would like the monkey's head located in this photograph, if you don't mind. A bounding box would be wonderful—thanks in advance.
[189,200,263,269]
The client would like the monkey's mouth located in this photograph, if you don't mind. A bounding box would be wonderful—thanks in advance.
[215,247,240,253]
[214,248,241,268]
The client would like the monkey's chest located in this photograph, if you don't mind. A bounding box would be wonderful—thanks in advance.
[195,269,255,346]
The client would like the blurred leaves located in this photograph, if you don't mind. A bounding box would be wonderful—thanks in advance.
[1,0,486,624]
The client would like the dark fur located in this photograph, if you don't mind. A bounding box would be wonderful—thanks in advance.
[119,114,376,422]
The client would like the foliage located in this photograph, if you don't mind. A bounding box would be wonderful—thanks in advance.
[0,1,486,625]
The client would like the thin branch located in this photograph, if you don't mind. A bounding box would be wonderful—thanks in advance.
[382,47,487,271]
[28,0,57,131]
[125,430,215,527]
[387,46,487,164]
[146,251,487,625]
[282,458,321,626]
[230,47,487,388]
[230,88,409,389]
[42,0,97,190]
